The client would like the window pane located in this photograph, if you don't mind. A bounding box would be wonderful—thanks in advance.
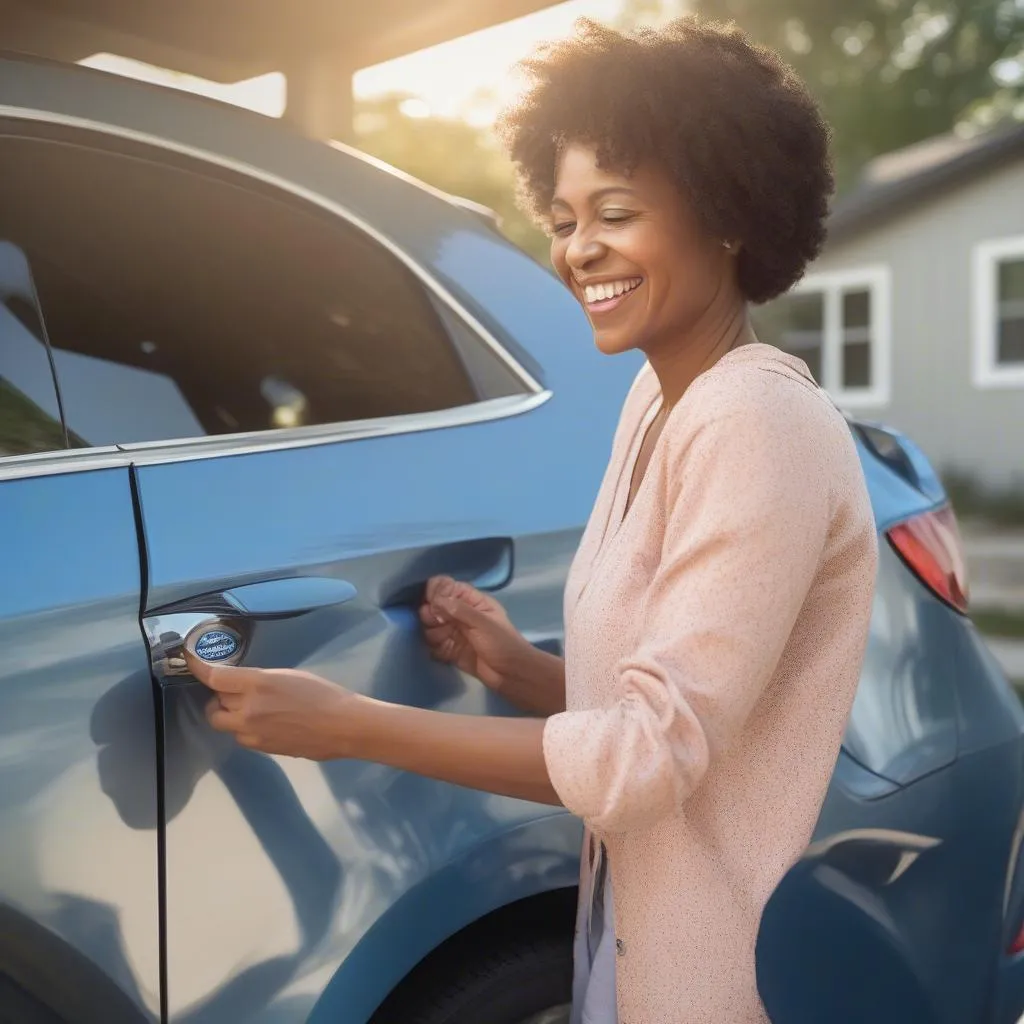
[0,242,66,456]
[842,289,871,330]
[436,303,524,400]
[752,292,823,381]
[842,341,872,389]
[0,133,512,448]
[841,288,873,389]
[997,303,1024,366]
[999,257,1024,302]
[997,258,1024,367]
[0,376,66,457]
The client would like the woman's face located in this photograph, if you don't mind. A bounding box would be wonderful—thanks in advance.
[550,143,734,357]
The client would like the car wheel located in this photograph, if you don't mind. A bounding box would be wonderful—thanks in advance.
[0,974,65,1024]
[517,1008,571,1024]
[374,932,573,1024]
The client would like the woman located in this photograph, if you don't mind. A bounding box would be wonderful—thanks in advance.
[188,17,878,1023]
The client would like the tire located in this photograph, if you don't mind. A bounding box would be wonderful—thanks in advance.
[0,974,65,1024]
[373,931,573,1024]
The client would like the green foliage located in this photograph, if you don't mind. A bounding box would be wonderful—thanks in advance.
[613,0,689,29]
[348,1,1021,264]
[0,378,66,457]
[943,468,1024,526]
[354,93,551,264]
[972,608,1024,638]
[619,0,1024,192]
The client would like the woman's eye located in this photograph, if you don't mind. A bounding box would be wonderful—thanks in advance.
[602,210,635,225]
[551,222,576,237]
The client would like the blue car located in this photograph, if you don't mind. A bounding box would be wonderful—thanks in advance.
[1,52,1023,1024]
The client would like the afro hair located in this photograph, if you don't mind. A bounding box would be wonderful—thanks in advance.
[496,16,834,303]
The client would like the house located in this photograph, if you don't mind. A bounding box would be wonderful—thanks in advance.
[754,121,1024,491]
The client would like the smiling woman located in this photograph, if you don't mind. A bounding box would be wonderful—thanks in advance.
[194,16,877,1024]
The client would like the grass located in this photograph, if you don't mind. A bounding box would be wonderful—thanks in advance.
[971,610,1024,697]
[972,609,1024,639]
[944,470,1024,527]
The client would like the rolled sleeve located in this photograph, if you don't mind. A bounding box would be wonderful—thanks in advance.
[544,381,835,834]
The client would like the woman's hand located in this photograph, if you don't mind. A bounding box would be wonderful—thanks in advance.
[420,576,567,716]
[419,576,531,694]
[186,652,353,760]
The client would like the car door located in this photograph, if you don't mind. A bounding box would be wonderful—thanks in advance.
[0,240,160,1020]
[6,120,576,1022]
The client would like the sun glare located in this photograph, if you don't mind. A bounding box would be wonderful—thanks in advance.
[80,0,627,126]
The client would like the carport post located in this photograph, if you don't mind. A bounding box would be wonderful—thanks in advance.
[283,52,356,143]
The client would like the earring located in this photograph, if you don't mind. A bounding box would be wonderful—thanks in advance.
[722,240,734,251]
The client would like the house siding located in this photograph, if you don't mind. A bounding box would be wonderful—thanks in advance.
[791,157,1024,490]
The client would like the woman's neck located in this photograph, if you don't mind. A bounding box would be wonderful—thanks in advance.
[646,302,754,410]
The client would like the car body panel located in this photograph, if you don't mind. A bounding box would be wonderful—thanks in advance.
[305,813,582,1024]
[0,468,160,1021]
[843,541,960,784]
[761,615,1024,1024]
[760,752,1015,1024]
[133,413,587,1019]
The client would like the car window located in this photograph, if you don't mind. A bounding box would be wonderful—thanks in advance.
[0,129,525,448]
[0,240,67,456]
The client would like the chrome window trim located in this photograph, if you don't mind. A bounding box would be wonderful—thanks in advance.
[0,391,553,481]
[0,105,550,479]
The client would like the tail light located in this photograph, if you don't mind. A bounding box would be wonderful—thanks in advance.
[886,504,969,613]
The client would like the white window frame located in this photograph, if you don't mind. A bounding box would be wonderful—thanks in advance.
[789,265,892,409]
[972,234,1024,389]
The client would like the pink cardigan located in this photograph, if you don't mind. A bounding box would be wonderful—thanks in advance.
[543,345,878,1023]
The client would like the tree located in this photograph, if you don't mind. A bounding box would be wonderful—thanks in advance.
[354,93,550,263]
[617,0,1024,192]
[614,0,689,29]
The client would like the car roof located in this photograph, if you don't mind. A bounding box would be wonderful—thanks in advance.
[0,50,501,248]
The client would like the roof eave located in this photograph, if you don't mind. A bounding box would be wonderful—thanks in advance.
[827,123,1024,247]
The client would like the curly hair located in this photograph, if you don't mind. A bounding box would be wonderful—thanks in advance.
[496,16,834,304]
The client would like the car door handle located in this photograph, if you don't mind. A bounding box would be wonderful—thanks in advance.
[221,577,357,617]
[146,576,358,678]
[378,537,514,607]
[152,576,358,620]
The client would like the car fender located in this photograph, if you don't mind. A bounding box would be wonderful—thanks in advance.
[307,810,583,1024]
[757,829,947,1024]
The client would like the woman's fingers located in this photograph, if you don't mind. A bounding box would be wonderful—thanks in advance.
[418,600,445,627]
[422,622,462,661]
[424,575,456,606]
[206,695,238,731]
[422,622,454,645]
[423,576,493,621]
[422,576,502,674]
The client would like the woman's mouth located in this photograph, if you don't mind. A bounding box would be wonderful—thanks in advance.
[580,277,643,315]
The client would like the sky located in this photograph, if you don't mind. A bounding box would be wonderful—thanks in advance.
[81,0,636,127]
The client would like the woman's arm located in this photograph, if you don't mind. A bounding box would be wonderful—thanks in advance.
[347,696,561,804]
[493,646,567,717]
[187,652,562,805]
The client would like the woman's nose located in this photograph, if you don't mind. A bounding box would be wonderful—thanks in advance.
[565,228,605,270]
